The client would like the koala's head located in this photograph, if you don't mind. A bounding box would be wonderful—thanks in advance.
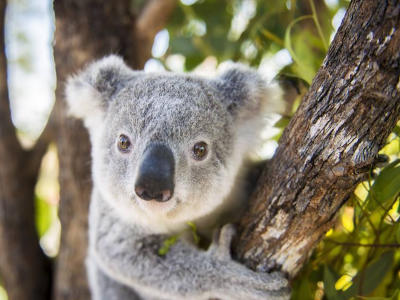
[66,55,282,229]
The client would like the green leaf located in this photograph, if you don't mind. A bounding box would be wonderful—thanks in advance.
[363,290,399,300]
[396,223,400,244]
[170,37,200,57]
[271,130,283,142]
[341,251,394,299]
[392,125,400,136]
[369,159,400,210]
[259,28,285,47]
[35,196,53,238]
[324,266,345,300]
[298,278,313,300]
[274,117,291,129]
[284,15,315,84]
[309,0,328,51]
[185,55,204,71]
[187,221,200,245]
[158,235,179,256]
[158,222,200,256]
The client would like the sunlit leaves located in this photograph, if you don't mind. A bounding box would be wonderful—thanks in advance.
[369,159,400,211]
[284,15,315,84]
[324,253,395,300]
[342,252,394,299]
[155,1,398,299]
[362,290,399,300]
[158,235,179,256]
[35,196,53,238]
[324,267,343,300]
[293,125,399,300]
[0,285,7,300]
[164,1,398,299]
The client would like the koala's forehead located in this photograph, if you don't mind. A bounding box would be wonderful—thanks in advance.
[107,74,230,139]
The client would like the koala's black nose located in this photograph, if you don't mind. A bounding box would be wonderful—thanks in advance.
[135,144,175,202]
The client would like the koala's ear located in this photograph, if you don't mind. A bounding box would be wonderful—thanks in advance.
[213,63,284,120]
[65,55,133,129]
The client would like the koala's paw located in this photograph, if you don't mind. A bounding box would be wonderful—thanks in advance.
[216,275,291,300]
[219,271,291,300]
[208,224,291,300]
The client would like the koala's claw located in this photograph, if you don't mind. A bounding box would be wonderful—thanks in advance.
[208,224,237,260]
[218,224,236,259]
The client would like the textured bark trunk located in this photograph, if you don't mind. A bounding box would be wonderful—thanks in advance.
[0,0,52,299]
[52,2,138,299]
[235,0,400,279]
[52,1,176,299]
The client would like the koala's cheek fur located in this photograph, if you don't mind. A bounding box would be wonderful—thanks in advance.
[90,119,140,224]
[66,55,283,234]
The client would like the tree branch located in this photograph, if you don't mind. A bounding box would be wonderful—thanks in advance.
[0,0,52,299]
[135,0,178,68]
[324,240,400,248]
[235,0,400,279]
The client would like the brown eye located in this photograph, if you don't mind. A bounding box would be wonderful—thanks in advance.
[192,142,208,160]
[118,135,132,152]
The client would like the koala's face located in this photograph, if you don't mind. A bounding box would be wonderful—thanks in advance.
[97,75,236,224]
[66,56,281,229]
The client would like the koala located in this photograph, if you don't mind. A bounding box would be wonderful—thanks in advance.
[65,55,290,300]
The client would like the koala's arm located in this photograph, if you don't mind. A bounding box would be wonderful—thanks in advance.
[87,255,142,300]
[90,196,290,300]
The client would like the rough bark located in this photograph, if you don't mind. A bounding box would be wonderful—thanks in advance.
[235,0,400,279]
[0,0,52,299]
[52,1,176,299]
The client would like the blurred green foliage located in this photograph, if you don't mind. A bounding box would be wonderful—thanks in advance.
[34,144,60,258]
[160,0,343,80]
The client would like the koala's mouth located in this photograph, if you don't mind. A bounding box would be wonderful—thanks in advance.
[136,197,177,215]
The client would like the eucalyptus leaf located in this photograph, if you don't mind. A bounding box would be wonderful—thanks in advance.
[284,15,315,84]
[35,196,53,238]
[369,159,400,210]
[298,278,313,300]
[324,266,345,300]
[362,290,399,300]
[187,221,200,245]
[274,117,291,129]
[392,125,400,135]
[158,235,179,256]
[341,251,394,299]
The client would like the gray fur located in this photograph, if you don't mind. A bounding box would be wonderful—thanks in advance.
[65,55,290,300]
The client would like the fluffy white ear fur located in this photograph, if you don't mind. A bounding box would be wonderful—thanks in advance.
[217,63,285,119]
[215,63,285,159]
[65,55,131,131]
[65,79,104,131]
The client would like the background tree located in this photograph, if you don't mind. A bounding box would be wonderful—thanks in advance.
[0,0,399,300]
[0,0,177,299]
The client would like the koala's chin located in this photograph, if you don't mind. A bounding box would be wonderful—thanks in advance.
[136,197,178,215]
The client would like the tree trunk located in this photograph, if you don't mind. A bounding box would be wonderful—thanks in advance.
[0,0,176,299]
[0,0,52,299]
[235,0,400,278]
[52,1,176,299]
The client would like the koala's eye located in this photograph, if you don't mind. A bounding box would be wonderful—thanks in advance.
[118,135,132,153]
[192,142,208,160]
